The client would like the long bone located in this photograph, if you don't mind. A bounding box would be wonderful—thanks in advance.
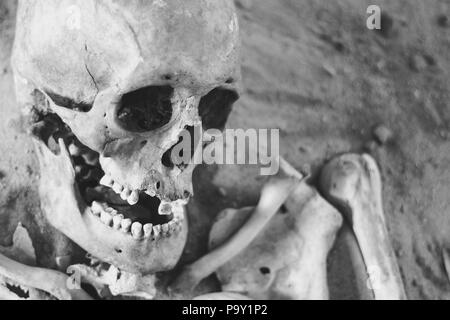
[320,153,406,300]
[169,157,304,297]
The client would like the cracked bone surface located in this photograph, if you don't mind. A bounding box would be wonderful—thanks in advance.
[169,157,303,297]
[320,153,406,300]
[208,182,343,300]
[12,0,241,275]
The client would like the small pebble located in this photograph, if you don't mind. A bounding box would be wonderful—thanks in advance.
[373,125,393,145]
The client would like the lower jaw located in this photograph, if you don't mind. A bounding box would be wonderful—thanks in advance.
[49,204,188,275]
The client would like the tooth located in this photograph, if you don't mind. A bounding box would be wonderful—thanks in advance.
[168,220,177,233]
[120,188,132,201]
[161,223,170,235]
[113,182,124,194]
[131,222,143,239]
[113,214,124,229]
[143,224,153,238]
[91,201,103,216]
[120,219,132,233]
[68,143,81,156]
[145,189,156,197]
[100,175,114,187]
[158,201,172,216]
[128,190,139,206]
[153,225,161,239]
[75,165,83,175]
[105,208,117,216]
[100,211,113,226]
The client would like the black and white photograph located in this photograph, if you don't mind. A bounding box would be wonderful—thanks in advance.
[0,0,449,305]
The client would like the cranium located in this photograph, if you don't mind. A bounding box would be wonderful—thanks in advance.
[11,0,241,275]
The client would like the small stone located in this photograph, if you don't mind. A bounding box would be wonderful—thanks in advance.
[322,63,337,77]
[373,125,393,145]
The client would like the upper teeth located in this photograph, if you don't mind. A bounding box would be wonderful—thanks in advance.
[112,182,124,194]
[128,190,139,206]
[120,188,132,201]
[101,174,141,205]
[100,175,114,187]
[158,201,172,216]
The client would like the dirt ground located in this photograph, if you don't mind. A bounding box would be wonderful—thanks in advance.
[1,0,450,299]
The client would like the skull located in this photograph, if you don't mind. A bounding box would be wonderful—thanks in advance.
[11,0,240,274]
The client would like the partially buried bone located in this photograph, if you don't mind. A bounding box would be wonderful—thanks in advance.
[0,224,91,300]
[320,153,406,300]
[208,182,343,300]
[169,157,304,297]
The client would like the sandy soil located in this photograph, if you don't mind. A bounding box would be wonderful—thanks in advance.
[1,0,450,299]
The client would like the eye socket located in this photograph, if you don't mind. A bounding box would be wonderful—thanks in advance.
[117,86,174,132]
[199,88,239,130]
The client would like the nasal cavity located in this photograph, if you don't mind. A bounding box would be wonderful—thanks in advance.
[117,86,173,132]
[162,126,198,169]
